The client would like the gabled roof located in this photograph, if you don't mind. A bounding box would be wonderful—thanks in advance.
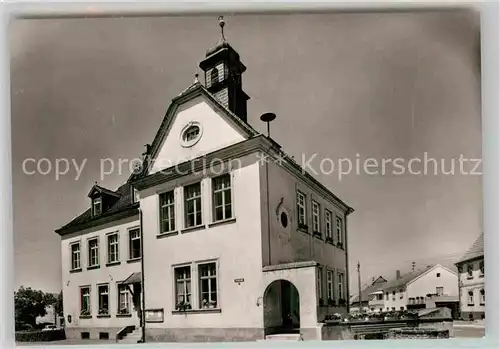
[351,276,387,303]
[128,81,259,182]
[456,233,484,265]
[374,265,437,291]
[87,184,121,198]
[55,182,138,236]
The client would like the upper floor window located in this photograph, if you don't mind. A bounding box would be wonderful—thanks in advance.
[98,284,109,315]
[480,261,484,276]
[199,262,218,309]
[326,270,334,301]
[436,287,444,296]
[316,267,323,303]
[336,217,343,246]
[467,264,473,278]
[129,228,141,260]
[312,201,320,233]
[180,122,203,148]
[296,191,307,228]
[183,126,200,142]
[185,183,203,228]
[212,174,232,222]
[93,197,102,216]
[174,266,192,309]
[325,209,333,240]
[480,289,485,305]
[80,286,91,316]
[385,292,389,300]
[468,290,474,305]
[70,242,81,270]
[88,238,99,267]
[392,290,396,301]
[399,289,404,299]
[107,233,119,264]
[159,191,176,234]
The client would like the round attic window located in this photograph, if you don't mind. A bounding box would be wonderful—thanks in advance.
[180,121,203,147]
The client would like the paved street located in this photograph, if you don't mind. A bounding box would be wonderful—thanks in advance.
[452,323,485,338]
[16,339,119,346]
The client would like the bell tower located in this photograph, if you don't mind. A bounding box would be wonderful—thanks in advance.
[199,16,250,123]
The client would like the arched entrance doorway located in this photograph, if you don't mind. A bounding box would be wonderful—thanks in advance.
[263,280,300,335]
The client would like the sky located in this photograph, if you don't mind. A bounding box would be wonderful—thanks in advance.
[10,11,481,294]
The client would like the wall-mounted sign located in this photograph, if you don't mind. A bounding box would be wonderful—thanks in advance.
[234,278,244,284]
[145,308,164,323]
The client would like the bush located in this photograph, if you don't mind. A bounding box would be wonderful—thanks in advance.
[15,329,66,342]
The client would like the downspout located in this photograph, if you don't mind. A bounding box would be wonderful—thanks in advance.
[266,155,271,265]
[139,208,146,342]
[345,207,354,313]
[456,263,461,320]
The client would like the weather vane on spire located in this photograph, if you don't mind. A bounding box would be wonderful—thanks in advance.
[218,16,226,40]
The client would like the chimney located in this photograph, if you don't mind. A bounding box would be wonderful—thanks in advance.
[396,270,401,279]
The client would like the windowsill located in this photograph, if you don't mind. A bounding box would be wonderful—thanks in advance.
[325,238,334,245]
[87,265,100,270]
[480,303,485,306]
[479,274,484,278]
[297,225,309,234]
[79,315,92,319]
[157,231,178,239]
[209,218,236,228]
[97,314,111,318]
[106,261,121,267]
[181,225,206,234]
[70,268,82,274]
[467,276,473,280]
[127,258,141,264]
[116,314,132,318]
[313,231,322,239]
[336,244,345,250]
[467,304,474,306]
[172,308,221,315]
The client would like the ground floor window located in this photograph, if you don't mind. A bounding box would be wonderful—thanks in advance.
[98,284,109,315]
[199,262,218,309]
[174,266,192,310]
[118,284,131,315]
[80,286,91,316]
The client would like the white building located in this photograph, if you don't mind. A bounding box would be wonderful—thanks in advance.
[55,18,354,342]
[455,233,484,320]
[368,264,458,314]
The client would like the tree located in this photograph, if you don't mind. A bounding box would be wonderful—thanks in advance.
[14,286,54,330]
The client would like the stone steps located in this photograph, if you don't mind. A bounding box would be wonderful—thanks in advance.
[118,328,142,344]
[262,333,303,341]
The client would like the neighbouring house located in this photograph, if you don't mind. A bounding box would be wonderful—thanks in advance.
[36,302,64,328]
[55,18,354,342]
[349,276,387,313]
[368,264,459,316]
[455,233,484,320]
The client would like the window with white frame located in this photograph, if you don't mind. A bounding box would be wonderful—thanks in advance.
[107,233,119,264]
[159,191,175,233]
[399,289,404,299]
[80,286,91,316]
[336,216,343,246]
[98,284,109,315]
[117,284,130,315]
[70,242,81,270]
[88,238,99,267]
[468,290,474,305]
[129,228,141,260]
[317,267,323,302]
[212,174,232,222]
[184,183,203,228]
[174,266,192,308]
[337,272,345,300]
[436,287,444,296]
[385,292,389,301]
[480,261,484,276]
[199,262,218,309]
[325,209,333,240]
[392,290,396,301]
[93,197,102,216]
[296,191,306,227]
[312,201,320,233]
[327,270,334,301]
[480,289,485,305]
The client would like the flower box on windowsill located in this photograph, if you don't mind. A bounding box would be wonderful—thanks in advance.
[116,313,132,318]
[87,265,100,270]
[208,218,236,228]
[313,231,322,239]
[97,314,111,318]
[127,258,141,264]
[106,261,121,267]
[336,242,344,249]
[172,308,221,315]
[70,268,82,274]
[297,223,308,233]
[79,310,91,319]
[325,237,334,244]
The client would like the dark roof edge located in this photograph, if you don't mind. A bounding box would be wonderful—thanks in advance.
[55,204,139,236]
[454,254,484,266]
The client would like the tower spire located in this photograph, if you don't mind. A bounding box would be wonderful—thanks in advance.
[218,16,226,41]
